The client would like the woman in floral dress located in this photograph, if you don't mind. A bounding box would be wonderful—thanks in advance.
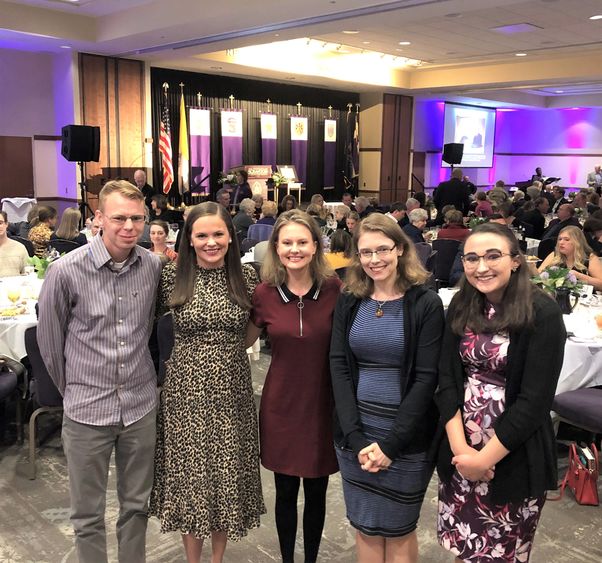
[436,223,566,562]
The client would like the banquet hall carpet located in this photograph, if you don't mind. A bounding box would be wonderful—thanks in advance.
[0,348,601,562]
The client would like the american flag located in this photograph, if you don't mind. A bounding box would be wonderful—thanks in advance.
[159,105,174,194]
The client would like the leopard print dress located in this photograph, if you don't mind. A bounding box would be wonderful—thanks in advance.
[149,262,266,540]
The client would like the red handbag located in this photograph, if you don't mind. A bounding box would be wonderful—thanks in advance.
[553,443,599,506]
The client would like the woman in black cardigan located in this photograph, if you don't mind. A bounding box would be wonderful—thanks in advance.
[435,222,566,563]
[330,214,444,562]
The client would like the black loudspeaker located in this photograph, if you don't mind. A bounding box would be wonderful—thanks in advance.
[61,125,100,162]
[442,143,464,165]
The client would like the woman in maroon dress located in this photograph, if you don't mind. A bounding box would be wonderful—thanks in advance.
[247,210,341,563]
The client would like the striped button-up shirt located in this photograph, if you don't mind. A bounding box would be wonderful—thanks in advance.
[37,234,162,426]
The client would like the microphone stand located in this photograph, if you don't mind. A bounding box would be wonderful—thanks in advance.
[78,161,94,229]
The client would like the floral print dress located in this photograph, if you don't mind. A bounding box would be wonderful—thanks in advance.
[438,305,545,562]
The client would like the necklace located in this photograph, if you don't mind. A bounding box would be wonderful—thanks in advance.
[375,299,387,318]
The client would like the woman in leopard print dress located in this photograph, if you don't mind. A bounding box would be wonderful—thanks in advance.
[149,202,265,563]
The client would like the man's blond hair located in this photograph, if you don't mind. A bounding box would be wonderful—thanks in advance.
[98,180,144,211]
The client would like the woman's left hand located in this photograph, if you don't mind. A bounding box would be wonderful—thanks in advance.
[452,452,494,482]
[359,443,392,473]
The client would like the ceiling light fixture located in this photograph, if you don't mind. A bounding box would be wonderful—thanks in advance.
[362,41,371,45]
[589,15,602,20]
[555,90,564,93]
[398,41,411,45]
[343,30,359,34]
[60,45,71,49]
[515,52,527,56]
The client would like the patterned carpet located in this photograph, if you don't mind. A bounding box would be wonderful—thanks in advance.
[1,352,601,562]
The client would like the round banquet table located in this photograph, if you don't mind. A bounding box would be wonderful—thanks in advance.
[0,275,43,361]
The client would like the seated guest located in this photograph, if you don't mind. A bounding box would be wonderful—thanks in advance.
[474,191,494,217]
[538,226,602,291]
[346,211,360,235]
[495,201,518,228]
[401,197,421,227]
[334,204,351,231]
[279,194,297,215]
[28,206,57,257]
[149,220,177,262]
[385,202,406,225]
[325,229,353,270]
[88,217,101,239]
[257,201,277,225]
[438,209,470,242]
[215,187,231,210]
[307,204,327,228]
[403,208,430,244]
[488,181,508,208]
[232,198,256,242]
[587,191,600,215]
[583,217,602,257]
[429,203,455,229]
[0,211,29,276]
[252,194,264,220]
[541,203,581,241]
[551,186,569,213]
[8,204,39,239]
[150,194,177,223]
[310,193,327,218]
[520,197,549,239]
[525,184,541,201]
[341,191,355,210]
[512,190,526,213]
[51,208,87,246]
[354,196,371,218]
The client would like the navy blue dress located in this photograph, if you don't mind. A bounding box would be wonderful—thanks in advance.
[335,297,433,537]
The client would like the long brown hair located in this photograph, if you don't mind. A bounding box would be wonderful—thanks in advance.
[55,208,81,239]
[449,223,536,336]
[345,213,429,298]
[261,209,334,286]
[169,202,251,310]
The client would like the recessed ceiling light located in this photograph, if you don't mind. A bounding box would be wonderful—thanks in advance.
[589,15,602,20]
[362,41,371,45]
[515,52,527,56]
[555,90,564,93]
[398,41,411,45]
[343,30,359,34]
[274,33,279,37]
[60,45,71,49]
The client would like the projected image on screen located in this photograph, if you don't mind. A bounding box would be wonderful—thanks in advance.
[443,103,496,168]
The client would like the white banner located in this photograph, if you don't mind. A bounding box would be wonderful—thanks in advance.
[260,113,277,139]
[291,116,308,141]
[324,119,337,142]
[190,108,211,136]
[221,110,243,137]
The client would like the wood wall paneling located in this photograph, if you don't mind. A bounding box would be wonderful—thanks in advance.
[79,54,145,195]
[0,136,34,197]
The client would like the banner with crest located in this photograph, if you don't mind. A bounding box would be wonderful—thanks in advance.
[220,110,243,172]
[290,116,308,186]
[323,119,337,190]
[260,113,277,167]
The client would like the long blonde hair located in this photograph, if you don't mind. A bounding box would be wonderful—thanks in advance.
[55,208,81,239]
[345,213,429,298]
[549,226,592,271]
[261,210,334,286]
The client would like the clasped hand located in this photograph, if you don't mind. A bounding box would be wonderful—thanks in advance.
[358,442,391,473]
[452,448,495,482]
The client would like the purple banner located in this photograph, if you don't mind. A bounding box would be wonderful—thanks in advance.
[323,119,336,190]
[189,108,211,194]
[291,116,308,186]
[261,113,277,167]
[221,110,243,172]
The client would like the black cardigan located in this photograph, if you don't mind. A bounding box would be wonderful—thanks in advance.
[329,285,444,460]
[435,290,566,504]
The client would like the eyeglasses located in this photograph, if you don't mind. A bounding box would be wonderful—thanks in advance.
[358,246,396,259]
[461,251,515,268]
[107,215,146,225]
[0,220,6,225]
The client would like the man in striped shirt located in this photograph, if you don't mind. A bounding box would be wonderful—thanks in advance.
[38,180,162,563]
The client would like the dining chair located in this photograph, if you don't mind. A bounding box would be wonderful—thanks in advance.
[432,239,461,289]
[553,386,602,445]
[24,326,63,479]
[247,223,274,242]
[48,238,80,254]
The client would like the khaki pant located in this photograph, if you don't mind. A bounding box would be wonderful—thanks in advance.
[61,409,156,563]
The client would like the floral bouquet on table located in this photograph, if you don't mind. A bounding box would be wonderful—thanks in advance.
[532,265,583,296]
[468,215,488,229]
[27,248,61,279]
[217,171,237,186]
[271,171,285,188]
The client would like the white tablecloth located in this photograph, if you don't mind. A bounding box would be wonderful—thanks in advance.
[0,275,43,361]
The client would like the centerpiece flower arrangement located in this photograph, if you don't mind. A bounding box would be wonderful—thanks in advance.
[27,248,61,279]
[217,172,236,185]
[532,265,583,313]
[271,171,285,188]
[468,215,488,229]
